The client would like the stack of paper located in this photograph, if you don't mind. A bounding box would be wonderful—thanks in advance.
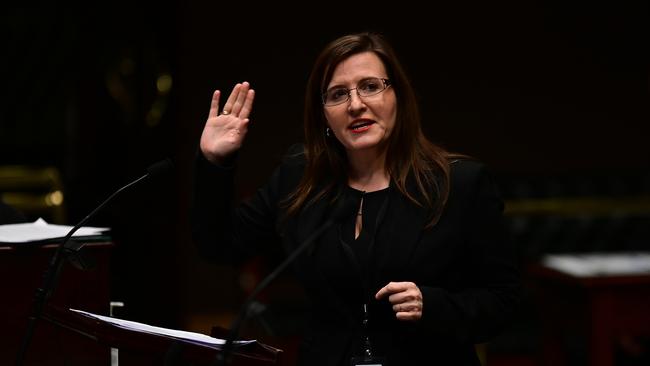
[70,309,255,348]
[0,218,109,244]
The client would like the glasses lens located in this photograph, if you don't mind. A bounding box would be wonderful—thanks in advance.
[324,88,349,106]
[357,78,386,97]
[322,78,390,106]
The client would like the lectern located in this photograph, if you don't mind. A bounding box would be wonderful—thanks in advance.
[1,241,113,365]
[2,241,281,365]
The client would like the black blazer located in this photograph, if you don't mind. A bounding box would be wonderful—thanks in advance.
[191,145,520,366]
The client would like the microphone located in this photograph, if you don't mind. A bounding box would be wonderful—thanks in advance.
[16,158,174,366]
[214,194,356,366]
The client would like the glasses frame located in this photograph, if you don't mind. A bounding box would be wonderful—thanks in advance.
[322,77,392,107]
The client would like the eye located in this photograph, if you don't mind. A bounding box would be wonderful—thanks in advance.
[328,88,349,101]
[359,78,382,93]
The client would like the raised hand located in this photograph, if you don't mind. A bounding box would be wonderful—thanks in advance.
[200,82,255,165]
[375,281,423,322]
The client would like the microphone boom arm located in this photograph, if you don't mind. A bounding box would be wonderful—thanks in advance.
[15,165,164,366]
[214,218,338,366]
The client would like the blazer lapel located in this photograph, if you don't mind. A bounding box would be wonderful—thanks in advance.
[287,188,359,323]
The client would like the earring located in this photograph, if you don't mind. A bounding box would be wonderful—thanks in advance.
[326,127,331,137]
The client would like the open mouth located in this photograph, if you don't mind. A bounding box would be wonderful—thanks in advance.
[348,120,374,133]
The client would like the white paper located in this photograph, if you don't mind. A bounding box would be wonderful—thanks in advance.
[70,309,255,347]
[0,218,109,243]
[542,252,650,277]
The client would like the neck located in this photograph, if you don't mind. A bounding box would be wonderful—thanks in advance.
[347,148,390,192]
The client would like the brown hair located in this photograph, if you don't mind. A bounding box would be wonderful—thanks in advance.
[286,32,456,227]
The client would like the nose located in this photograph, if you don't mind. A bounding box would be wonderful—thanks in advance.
[347,90,367,113]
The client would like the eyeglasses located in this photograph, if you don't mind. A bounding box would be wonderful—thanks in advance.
[322,77,391,106]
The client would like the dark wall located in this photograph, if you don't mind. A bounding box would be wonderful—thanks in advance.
[2,1,648,330]
[179,1,649,175]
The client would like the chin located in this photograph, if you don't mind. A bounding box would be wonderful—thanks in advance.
[344,138,387,152]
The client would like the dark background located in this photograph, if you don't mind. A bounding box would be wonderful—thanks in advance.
[2,1,648,362]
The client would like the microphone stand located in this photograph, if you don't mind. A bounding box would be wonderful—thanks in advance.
[16,159,172,366]
[213,218,338,366]
[213,189,359,366]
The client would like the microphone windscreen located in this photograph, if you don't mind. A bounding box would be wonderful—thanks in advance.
[146,158,174,179]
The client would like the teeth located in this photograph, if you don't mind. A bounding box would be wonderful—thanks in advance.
[350,121,372,129]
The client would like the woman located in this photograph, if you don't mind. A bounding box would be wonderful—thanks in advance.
[192,32,520,365]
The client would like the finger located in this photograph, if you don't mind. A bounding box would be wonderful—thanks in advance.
[238,89,256,120]
[393,301,423,322]
[375,282,413,299]
[387,289,421,305]
[392,300,422,313]
[222,83,241,114]
[231,81,250,116]
[375,282,398,299]
[396,310,422,321]
[208,90,221,119]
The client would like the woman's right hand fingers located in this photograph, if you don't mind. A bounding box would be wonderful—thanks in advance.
[222,82,255,118]
[200,82,255,165]
[208,89,222,120]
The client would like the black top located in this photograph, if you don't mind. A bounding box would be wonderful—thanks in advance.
[343,187,389,244]
[191,144,521,366]
[340,187,389,300]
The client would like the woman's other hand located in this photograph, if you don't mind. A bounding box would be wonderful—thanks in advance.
[375,281,423,322]
[200,82,255,164]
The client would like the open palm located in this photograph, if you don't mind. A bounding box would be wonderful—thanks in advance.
[200,82,255,164]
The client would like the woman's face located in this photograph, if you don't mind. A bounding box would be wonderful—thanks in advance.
[323,52,397,155]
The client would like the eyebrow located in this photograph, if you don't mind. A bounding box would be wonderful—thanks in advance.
[326,76,385,90]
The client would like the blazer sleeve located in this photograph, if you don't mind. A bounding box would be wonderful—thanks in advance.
[190,145,304,264]
[418,162,521,344]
